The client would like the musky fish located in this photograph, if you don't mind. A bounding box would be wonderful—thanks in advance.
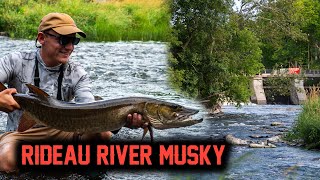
[0,83,202,141]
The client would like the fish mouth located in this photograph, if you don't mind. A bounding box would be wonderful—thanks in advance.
[150,109,203,130]
[152,116,203,129]
[173,108,199,120]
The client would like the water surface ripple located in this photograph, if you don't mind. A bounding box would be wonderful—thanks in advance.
[0,37,318,179]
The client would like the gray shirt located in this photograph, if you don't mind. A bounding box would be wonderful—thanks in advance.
[0,50,95,131]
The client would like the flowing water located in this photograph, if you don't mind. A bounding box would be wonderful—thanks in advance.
[0,37,319,179]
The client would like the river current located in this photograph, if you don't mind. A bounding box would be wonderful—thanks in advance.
[0,37,319,179]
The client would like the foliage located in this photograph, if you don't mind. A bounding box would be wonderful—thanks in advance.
[0,0,170,42]
[295,0,320,69]
[4,0,320,107]
[263,75,294,104]
[168,0,263,108]
[248,0,307,68]
[286,88,320,149]
[236,0,320,69]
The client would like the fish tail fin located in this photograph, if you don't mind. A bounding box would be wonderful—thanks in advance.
[0,82,7,91]
[17,111,37,132]
[25,84,50,102]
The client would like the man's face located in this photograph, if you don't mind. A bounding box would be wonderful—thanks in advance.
[39,30,76,66]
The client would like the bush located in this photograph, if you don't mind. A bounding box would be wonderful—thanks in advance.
[0,0,170,42]
[286,88,320,149]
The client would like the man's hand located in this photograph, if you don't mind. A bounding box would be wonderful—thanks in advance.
[126,113,144,129]
[96,113,145,141]
[0,88,20,112]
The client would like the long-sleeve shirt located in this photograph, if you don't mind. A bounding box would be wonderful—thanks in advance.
[0,49,95,131]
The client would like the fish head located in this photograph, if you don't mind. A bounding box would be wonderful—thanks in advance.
[145,101,202,129]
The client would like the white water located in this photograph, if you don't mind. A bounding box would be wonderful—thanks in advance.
[0,37,318,179]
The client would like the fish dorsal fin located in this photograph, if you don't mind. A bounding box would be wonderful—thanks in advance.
[0,82,7,91]
[18,111,37,132]
[25,84,50,101]
[94,96,103,101]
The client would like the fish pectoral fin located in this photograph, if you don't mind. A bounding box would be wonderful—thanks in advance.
[148,125,153,142]
[142,127,148,140]
[25,84,50,102]
[17,111,37,132]
[141,124,153,143]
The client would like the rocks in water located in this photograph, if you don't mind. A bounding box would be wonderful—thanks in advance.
[249,134,269,138]
[267,135,283,143]
[251,135,283,147]
[249,142,276,148]
[312,157,320,161]
[286,140,305,147]
[278,129,289,132]
[201,100,222,115]
[225,134,282,148]
[225,134,249,145]
[0,32,8,36]
[271,122,283,126]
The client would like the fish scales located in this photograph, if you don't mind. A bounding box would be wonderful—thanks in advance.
[0,83,202,137]
[16,97,147,133]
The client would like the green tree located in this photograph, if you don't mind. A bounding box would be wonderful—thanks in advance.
[239,0,308,68]
[168,0,263,110]
[295,0,320,68]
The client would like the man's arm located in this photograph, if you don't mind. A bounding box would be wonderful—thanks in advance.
[0,53,21,112]
[0,53,16,84]
[73,73,95,103]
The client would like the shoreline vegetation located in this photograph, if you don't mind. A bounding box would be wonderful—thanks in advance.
[2,0,320,151]
[286,88,320,149]
[0,0,170,42]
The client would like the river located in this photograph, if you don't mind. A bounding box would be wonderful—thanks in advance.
[0,37,319,179]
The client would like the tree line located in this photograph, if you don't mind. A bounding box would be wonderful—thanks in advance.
[168,0,320,109]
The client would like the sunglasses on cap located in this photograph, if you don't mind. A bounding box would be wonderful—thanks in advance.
[43,32,80,46]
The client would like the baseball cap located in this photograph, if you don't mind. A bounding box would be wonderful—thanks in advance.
[38,13,86,38]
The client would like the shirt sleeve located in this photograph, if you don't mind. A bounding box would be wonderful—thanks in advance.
[73,66,95,103]
[0,53,16,83]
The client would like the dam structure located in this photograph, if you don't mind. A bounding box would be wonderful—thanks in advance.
[251,69,320,105]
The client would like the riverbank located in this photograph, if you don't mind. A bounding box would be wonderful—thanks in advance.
[0,0,170,42]
[1,37,320,178]
[286,89,320,149]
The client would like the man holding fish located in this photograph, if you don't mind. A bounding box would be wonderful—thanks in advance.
[0,13,144,172]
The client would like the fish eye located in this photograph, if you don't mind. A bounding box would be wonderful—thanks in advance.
[172,105,180,110]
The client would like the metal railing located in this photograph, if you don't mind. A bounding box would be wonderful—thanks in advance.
[259,69,320,77]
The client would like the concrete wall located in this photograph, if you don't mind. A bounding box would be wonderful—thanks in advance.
[290,79,307,105]
[251,76,267,105]
[251,76,307,105]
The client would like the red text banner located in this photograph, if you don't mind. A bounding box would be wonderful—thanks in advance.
[17,141,230,171]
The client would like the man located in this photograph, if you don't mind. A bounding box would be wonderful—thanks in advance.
[0,13,143,172]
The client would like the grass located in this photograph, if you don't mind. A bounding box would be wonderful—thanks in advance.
[286,87,320,149]
[0,0,170,42]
